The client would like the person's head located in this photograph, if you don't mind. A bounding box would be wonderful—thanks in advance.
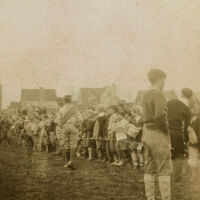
[64,95,72,104]
[181,88,193,99]
[125,111,132,122]
[148,69,167,91]
[117,111,125,121]
[108,105,118,115]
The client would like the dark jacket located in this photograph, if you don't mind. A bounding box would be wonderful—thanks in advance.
[167,99,191,143]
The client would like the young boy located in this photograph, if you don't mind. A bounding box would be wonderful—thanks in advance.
[94,105,107,162]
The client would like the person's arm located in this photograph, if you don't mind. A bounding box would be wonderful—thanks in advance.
[93,120,99,139]
[154,92,169,134]
[183,108,191,143]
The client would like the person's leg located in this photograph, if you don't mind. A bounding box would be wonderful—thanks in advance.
[101,140,107,162]
[138,150,144,168]
[170,130,185,181]
[88,147,93,160]
[106,140,112,163]
[142,127,157,200]
[96,140,102,161]
[116,141,122,161]
[130,151,139,169]
[188,146,199,181]
[116,141,124,166]
[153,133,172,200]
[110,139,118,164]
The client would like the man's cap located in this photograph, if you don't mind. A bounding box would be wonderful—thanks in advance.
[181,88,193,99]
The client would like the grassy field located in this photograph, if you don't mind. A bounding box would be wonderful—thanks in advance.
[0,144,200,200]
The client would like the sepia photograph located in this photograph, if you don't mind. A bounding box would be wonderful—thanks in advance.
[0,0,200,200]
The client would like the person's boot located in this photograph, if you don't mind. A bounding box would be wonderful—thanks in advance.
[144,174,156,200]
[158,176,171,200]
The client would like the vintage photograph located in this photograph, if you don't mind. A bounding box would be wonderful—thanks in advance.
[0,0,200,200]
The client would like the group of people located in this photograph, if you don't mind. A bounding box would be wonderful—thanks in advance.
[0,69,200,200]
[0,107,58,155]
[76,103,144,169]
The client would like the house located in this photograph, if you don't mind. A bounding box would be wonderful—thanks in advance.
[135,90,178,105]
[21,87,57,112]
[78,85,120,108]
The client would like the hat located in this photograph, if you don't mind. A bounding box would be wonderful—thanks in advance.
[181,88,193,99]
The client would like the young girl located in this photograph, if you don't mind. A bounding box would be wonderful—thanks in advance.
[125,112,140,169]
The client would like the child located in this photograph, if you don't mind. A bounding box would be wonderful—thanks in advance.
[132,105,144,169]
[80,112,90,158]
[187,114,200,182]
[86,109,96,161]
[94,105,107,162]
[126,112,140,169]
[114,111,129,166]
[105,106,118,164]
[108,106,119,165]
[21,127,34,162]
[49,114,57,152]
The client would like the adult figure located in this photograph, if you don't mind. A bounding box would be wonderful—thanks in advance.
[56,95,82,170]
[167,94,191,181]
[142,69,172,200]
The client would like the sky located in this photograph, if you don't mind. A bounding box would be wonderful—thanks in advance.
[0,0,200,107]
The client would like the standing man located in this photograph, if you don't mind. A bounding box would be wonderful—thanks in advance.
[167,95,191,181]
[56,95,82,170]
[142,69,172,200]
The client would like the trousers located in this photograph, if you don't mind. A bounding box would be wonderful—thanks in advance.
[142,126,172,176]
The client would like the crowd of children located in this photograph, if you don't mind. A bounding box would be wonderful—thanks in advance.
[0,107,58,158]
[77,104,145,169]
[0,100,200,180]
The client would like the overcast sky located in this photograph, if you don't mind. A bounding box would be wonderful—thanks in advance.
[0,0,200,107]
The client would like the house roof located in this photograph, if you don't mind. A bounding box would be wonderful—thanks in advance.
[135,90,178,105]
[21,88,57,101]
[80,87,107,103]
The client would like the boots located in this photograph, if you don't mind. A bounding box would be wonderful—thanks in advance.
[158,176,171,200]
[144,174,156,200]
